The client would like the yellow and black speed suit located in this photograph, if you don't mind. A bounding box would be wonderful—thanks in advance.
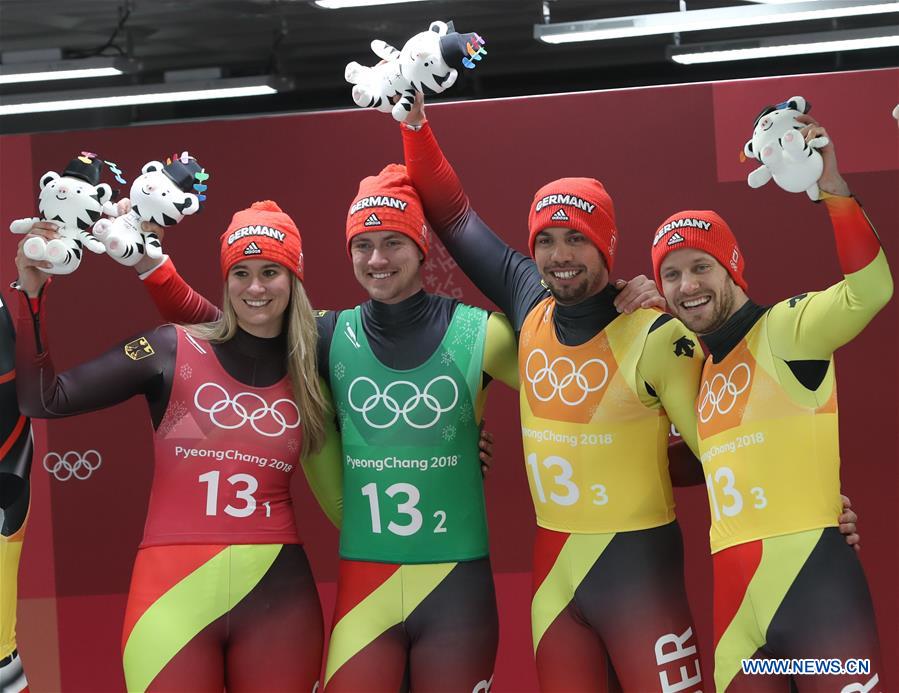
[403,119,707,692]
[699,194,891,692]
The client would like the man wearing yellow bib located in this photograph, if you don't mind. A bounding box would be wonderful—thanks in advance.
[402,99,709,691]
[653,117,891,691]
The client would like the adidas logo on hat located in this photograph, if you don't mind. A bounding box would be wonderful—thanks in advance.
[667,232,684,246]
[364,213,382,227]
[550,208,570,222]
[243,241,262,256]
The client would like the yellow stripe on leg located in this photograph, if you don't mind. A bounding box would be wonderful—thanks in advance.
[123,544,279,693]
[531,533,613,654]
[714,530,821,692]
[399,562,456,620]
[324,570,402,686]
[324,562,456,686]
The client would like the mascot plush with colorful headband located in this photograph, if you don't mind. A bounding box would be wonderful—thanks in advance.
[92,153,207,266]
[743,96,829,200]
[9,154,122,275]
[345,20,487,122]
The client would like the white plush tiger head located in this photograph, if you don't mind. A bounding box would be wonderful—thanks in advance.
[130,160,201,226]
[37,171,112,231]
[743,96,809,162]
[399,21,459,96]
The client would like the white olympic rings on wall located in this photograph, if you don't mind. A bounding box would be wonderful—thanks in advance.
[698,363,752,423]
[43,450,102,481]
[347,376,459,429]
[524,349,609,406]
[194,382,300,438]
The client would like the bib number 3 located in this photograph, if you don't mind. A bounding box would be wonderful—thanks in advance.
[527,453,608,507]
[706,466,767,521]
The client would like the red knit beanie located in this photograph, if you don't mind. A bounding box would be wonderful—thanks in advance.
[220,201,304,281]
[528,178,619,271]
[346,164,429,257]
[651,210,747,290]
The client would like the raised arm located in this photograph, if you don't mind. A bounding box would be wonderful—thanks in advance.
[767,120,892,357]
[15,292,173,422]
[401,102,545,330]
[139,256,221,325]
[13,233,174,422]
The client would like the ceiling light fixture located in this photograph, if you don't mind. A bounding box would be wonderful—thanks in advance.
[669,26,899,63]
[534,1,899,44]
[314,0,431,8]
[0,76,288,117]
[0,56,131,85]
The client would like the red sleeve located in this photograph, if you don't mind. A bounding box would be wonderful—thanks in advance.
[142,257,221,324]
[822,195,883,275]
[402,121,471,231]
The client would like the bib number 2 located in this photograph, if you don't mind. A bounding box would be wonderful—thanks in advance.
[361,482,446,536]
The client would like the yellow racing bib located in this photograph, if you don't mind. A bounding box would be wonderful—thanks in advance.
[518,298,674,533]
[697,320,841,553]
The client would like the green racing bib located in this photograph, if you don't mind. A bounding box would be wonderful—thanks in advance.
[329,303,489,563]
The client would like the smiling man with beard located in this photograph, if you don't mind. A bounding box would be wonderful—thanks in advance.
[401,100,711,692]
[652,117,891,691]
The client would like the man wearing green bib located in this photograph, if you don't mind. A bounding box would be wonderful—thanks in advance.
[322,164,518,692]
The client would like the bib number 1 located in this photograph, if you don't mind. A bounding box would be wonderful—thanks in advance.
[198,470,270,518]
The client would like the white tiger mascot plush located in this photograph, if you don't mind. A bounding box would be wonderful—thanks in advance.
[743,96,829,200]
[92,155,204,266]
[9,155,115,275]
[345,20,486,122]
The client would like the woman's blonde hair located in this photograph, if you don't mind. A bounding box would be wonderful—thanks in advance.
[184,274,329,459]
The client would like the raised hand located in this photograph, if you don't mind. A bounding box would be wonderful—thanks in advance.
[795,114,850,197]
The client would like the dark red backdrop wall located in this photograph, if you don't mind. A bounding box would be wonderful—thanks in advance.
[2,67,896,691]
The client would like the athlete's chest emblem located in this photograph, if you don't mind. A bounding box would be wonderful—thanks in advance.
[347,375,459,430]
[525,349,609,406]
[194,382,300,437]
[697,354,757,438]
[521,330,620,425]
[698,363,751,423]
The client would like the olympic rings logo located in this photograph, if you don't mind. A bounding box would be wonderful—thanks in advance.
[524,349,609,406]
[194,382,300,438]
[43,450,102,481]
[347,376,459,429]
[698,363,752,423]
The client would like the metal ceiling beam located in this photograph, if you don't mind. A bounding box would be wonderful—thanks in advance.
[534,1,899,43]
